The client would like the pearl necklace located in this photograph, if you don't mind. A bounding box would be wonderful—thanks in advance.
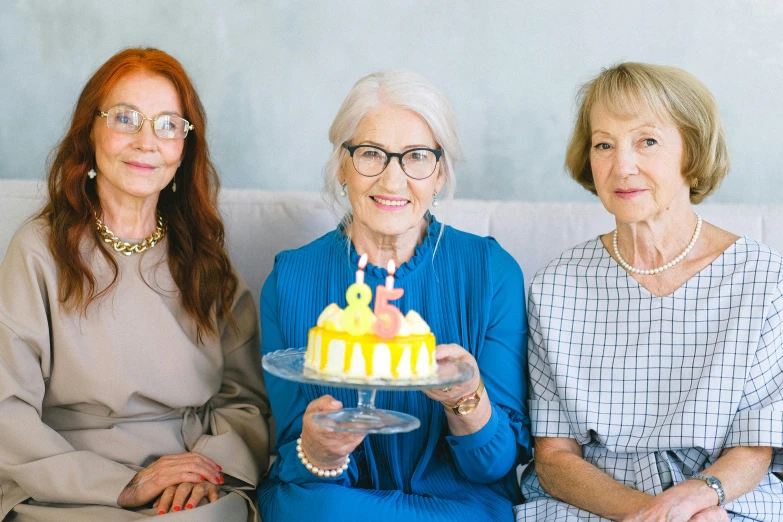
[613,214,702,275]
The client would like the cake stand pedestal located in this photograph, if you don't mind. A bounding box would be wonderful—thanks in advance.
[262,348,474,434]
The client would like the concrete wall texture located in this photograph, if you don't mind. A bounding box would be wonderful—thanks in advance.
[1,0,781,203]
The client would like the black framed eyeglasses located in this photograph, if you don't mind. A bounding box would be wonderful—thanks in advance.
[96,107,194,140]
[342,143,443,180]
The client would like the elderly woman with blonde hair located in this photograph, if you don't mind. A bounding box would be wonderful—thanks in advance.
[516,62,783,521]
[259,70,532,521]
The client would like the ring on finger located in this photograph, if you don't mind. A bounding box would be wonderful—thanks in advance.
[442,386,451,393]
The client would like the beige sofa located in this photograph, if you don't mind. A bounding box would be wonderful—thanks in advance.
[3,178,783,302]
[3,178,782,480]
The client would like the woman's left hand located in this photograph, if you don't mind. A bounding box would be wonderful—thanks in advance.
[623,480,722,522]
[422,344,481,406]
[153,480,220,515]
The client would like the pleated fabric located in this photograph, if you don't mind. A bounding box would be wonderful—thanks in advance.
[258,216,532,521]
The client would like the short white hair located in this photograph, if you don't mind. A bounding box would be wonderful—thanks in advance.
[323,70,463,217]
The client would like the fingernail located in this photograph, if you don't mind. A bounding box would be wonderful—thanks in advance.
[215,475,221,481]
[186,504,193,509]
[200,475,205,481]
[216,464,222,471]
[331,400,341,407]
[173,506,181,512]
[219,476,225,483]
[158,510,165,515]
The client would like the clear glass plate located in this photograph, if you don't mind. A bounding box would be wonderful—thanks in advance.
[262,347,474,390]
[262,348,475,434]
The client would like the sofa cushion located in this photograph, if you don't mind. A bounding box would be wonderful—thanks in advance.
[2,180,781,304]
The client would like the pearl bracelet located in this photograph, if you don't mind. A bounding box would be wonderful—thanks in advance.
[296,436,350,478]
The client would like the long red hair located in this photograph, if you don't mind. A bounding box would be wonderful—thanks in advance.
[40,47,236,340]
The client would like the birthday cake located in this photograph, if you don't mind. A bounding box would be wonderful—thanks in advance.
[304,257,437,380]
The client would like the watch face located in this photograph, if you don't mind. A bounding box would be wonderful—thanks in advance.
[457,398,479,415]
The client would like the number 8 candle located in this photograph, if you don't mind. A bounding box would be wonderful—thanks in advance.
[342,254,374,335]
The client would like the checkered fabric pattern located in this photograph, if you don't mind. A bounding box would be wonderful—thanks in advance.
[515,237,783,521]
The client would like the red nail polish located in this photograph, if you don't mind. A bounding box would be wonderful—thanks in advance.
[217,465,222,471]
[200,475,205,481]
[186,504,193,509]
[173,506,181,512]
[215,475,221,482]
[158,510,165,515]
[219,476,225,483]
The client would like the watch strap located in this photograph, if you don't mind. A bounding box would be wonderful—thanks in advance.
[443,378,484,416]
[691,472,725,507]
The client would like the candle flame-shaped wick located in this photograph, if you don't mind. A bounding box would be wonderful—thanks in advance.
[356,253,369,285]
[385,259,396,289]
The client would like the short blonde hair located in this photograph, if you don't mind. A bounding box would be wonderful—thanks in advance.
[565,62,729,204]
[323,70,463,216]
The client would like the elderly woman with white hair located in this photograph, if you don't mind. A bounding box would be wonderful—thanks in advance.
[257,70,532,521]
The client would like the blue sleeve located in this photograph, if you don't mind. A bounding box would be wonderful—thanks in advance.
[260,266,359,486]
[445,240,532,483]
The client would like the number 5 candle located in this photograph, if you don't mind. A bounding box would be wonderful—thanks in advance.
[374,260,404,338]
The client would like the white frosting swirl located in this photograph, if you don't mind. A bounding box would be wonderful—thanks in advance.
[316,303,344,331]
[402,310,431,335]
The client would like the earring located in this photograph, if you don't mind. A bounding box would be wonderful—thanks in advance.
[432,191,439,207]
[87,168,97,179]
[340,183,347,197]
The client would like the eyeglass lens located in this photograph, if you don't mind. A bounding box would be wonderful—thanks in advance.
[106,108,190,139]
[352,146,437,179]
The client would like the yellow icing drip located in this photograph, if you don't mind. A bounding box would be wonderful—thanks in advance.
[361,344,374,375]
[389,345,403,379]
[305,325,436,378]
[319,337,328,370]
[343,342,354,372]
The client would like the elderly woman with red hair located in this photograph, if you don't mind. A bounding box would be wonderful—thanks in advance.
[0,48,269,521]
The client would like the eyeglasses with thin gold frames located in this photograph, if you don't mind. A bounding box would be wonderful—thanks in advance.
[96,107,194,140]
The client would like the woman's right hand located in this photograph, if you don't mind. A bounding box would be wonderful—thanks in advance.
[116,452,223,508]
[622,479,725,522]
[300,395,365,470]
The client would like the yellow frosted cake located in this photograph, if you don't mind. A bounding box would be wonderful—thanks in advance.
[305,304,437,380]
[304,254,437,381]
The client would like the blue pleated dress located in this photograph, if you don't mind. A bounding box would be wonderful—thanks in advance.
[258,217,531,521]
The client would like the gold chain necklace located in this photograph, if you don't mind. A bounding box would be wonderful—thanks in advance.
[94,212,166,256]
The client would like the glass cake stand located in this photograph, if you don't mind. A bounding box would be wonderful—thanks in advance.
[262,348,474,434]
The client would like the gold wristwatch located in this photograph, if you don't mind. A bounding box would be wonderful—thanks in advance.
[443,379,485,416]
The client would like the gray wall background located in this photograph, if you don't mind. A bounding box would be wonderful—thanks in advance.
[1,0,781,203]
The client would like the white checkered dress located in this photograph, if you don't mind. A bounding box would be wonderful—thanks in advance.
[515,237,783,521]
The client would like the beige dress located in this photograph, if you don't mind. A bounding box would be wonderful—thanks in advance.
[0,219,270,521]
